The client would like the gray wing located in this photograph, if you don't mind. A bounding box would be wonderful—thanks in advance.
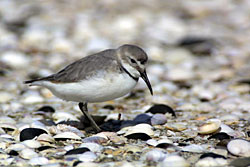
[42,49,119,83]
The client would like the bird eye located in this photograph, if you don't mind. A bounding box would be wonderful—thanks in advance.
[130,58,136,64]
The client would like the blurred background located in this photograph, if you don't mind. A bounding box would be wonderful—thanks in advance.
[0,0,250,111]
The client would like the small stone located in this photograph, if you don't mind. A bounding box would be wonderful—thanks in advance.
[151,114,168,125]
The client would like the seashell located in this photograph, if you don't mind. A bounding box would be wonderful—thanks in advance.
[36,133,55,143]
[53,132,81,141]
[20,128,48,141]
[22,139,41,149]
[6,143,26,152]
[160,155,190,167]
[0,134,14,140]
[229,157,250,167]
[0,51,29,69]
[198,119,221,135]
[146,104,176,117]
[0,157,14,166]
[0,116,16,124]
[165,122,187,132]
[29,157,49,166]
[182,144,206,153]
[80,143,104,153]
[208,132,231,140]
[220,124,243,138]
[51,38,74,54]
[195,157,227,167]
[0,123,17,131]
[19,148,38,159]
[123,124,154,137]
[0,128,5,134]
[65,147,90,155]
[22,94,44,104]
[227,139,250,157]
[52,111,79,123]
[145,149,166,162]
[73,162,99,167]
[146,139,158,146]
[77,151,97,162]
[83,136,108,144]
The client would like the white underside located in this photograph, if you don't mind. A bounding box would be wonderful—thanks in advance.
[32,72,137,103]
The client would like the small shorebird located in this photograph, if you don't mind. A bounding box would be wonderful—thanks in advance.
[24,44,153,132]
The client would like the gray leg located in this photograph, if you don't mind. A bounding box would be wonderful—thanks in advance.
[79,102,101,132]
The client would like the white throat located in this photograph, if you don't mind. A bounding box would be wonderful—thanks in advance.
[121,60,140,78]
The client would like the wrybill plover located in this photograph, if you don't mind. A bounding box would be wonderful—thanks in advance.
[24,44,153,132]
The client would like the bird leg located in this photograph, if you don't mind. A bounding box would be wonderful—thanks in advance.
[79,102,101,132]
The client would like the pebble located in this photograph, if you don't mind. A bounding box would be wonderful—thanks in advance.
[151,114,168,125]
[227,139,250,157]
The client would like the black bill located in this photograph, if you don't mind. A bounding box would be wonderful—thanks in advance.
[140,70,153,95]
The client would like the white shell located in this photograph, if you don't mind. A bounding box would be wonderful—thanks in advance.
[22,140,41,149]
[160,155,190,167]
[195,157,227,167]
[19,148,38,159]
[29,157,49,166]
[53,132,81,140]
[120,124,154,137]
[37,134,55,143]
[198,119,221,135]
[80,143,104,153]
[77,151,97,162]
[145,149,166,162]
[227,139,250,157]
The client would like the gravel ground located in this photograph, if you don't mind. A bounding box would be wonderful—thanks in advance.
[0,0,250,166]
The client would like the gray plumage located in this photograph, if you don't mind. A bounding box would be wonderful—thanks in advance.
[24,44,148,84]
